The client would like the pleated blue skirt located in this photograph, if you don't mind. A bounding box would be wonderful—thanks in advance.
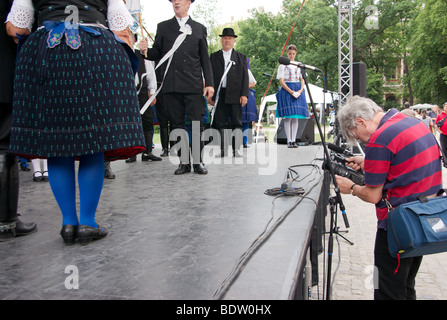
[275,82,309,118]
[242,88,258,122]
[10,27,145,160]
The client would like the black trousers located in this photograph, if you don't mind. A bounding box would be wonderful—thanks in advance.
[164,92,206,164]
[0,102,12,153]
[213,89,242,130]
[374,229,422,300]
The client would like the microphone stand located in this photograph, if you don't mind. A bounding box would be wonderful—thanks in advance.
[300,67,352,300]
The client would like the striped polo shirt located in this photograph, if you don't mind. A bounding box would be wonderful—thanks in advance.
[364,108,443,229]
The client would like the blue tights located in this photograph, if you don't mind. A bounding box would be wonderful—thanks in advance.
[47,153,104,228]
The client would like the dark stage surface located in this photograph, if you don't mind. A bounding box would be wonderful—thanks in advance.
[0,143,326,300]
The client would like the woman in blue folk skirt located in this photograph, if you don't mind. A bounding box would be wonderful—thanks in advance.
[6,0,145,245]
[276,44,308,148]
[241,59,258,147]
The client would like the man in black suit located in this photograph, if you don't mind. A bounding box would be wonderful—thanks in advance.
[209,28,249,158]
[140,0,214,175]
[0,0,37,240]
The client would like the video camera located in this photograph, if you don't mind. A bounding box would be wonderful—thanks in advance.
[324,144,365,186]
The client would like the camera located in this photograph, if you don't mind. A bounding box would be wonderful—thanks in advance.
[324,151,365,186]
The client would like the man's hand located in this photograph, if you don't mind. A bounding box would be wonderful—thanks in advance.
[139,38,149,54]
[240,96,248,107]
[203,86,214,99]
[345,156,365,171]
[6,21,30,44]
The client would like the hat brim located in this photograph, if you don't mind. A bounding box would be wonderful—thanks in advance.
[219,34,238,38]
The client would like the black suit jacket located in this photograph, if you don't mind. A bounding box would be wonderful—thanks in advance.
[147,17,213,94]
[210,49,249,105]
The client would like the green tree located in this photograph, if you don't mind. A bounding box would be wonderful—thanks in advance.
[408,0,447,105]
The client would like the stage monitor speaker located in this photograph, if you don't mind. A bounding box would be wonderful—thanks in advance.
[341,62,367,97]
[274,118,315,144]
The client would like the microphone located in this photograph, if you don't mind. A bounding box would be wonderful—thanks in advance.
[278,56,322,73]
[327,143,354,157]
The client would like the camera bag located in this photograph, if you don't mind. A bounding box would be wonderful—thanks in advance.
[386,191,447,261]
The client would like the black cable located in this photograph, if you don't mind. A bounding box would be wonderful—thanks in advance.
[210,163,323,300]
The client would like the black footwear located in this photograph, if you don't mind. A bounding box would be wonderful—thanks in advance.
[292,142,298,148]
[160,148,169,157]
[60,225,77,245]
[142,152,162,162]
[215,150,227,158]
[0,223,16,242]
[42,171,48,182]
[193,163,208,175]
[104,162,115,179]
[243,144,249,148]
[125,155,136,163]
[78,224,108,245]
[233,150,243,158]
[174,164,191,175]
[33,171,43,182]
[287,142,293,148]
[20,162,30,171]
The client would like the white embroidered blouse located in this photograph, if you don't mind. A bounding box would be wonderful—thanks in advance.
[6,0,135,32]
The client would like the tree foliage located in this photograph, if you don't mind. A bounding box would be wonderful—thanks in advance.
[223,0,446,107]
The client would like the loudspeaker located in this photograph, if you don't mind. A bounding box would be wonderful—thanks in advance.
[274,118,315,144]
[341,62,367,97]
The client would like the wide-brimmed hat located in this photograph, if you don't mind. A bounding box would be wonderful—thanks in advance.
[219,28,238,38]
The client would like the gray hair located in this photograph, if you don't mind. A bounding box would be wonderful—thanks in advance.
[337,96,383,145]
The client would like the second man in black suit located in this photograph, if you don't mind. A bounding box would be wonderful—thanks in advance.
[140,0,214,175]
[209,28,249,158]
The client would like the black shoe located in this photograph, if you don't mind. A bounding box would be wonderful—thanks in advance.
[193,163,208,175]
[243,144,249,148]
[33,171,43,182]
[0,223,16,242]
[78,224,108,245]
[292,142,298,148]
[174,164,191,175]
[125,155,136,163]
[20,163,30,171]
[287,142,293,148]
[104,162,115,179]
[160,148,169,157]
[42,171,48,182]
[60,224,77,245]
[142,152,162,162]
[233,150,243,158]
[215,150,227,158]
[15,217,37,237]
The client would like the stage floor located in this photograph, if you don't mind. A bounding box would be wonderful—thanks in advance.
[0,143,326,300]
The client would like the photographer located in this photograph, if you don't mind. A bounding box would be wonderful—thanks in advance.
[334,96,443,300]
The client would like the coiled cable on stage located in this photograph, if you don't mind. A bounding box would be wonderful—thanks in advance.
[209,163,322,300]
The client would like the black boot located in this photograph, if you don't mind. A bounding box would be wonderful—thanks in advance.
[159,126,169,157]
[0,154,36,241]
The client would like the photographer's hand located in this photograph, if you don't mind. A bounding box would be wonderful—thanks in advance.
[335,174,383,204]
[345,156,364,171]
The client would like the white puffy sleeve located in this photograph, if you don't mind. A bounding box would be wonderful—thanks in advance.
[107,0,138,31]
[6,0,35,32]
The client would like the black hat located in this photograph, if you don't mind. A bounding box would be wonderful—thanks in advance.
[219,28,238,38]
[169,0,195,2]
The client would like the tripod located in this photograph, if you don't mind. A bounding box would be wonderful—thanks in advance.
[300,67,353,300]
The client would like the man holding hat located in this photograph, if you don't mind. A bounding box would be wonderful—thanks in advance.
[209,28,249,157]
[140,0,214,175]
